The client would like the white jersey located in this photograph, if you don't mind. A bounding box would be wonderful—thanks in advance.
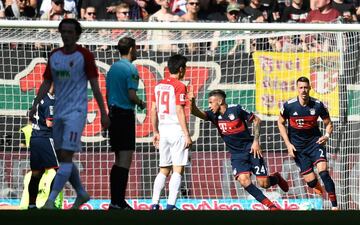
[43,45,98,118]
[153,77,187,137]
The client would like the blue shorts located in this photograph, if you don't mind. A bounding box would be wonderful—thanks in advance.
[294,142,327,175]
[52,112,86,152]
[29,136,59,171]
[231,142,268,178]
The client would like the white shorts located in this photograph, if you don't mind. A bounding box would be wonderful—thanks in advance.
[159,134,189,167]
[52,112,86,152]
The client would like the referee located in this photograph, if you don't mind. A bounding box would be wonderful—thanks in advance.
[106,37,146,210]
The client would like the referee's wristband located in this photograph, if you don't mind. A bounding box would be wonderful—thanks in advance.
[324,133,330,138]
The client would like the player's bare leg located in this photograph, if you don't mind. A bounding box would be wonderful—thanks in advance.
[303,171,323,194]
[238,173,280,210]
[257,172,289,192]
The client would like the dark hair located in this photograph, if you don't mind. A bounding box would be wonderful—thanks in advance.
[296,76,310,85]
[208,89,226,99]
[168,54,188,74]
[58,18,82,36]
[117,37,136,55]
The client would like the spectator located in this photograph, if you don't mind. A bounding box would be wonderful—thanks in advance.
[306,0,340,23]
[80,0,119,20]
[39,0,77,17]
[82,5,95,20]
[115,2,130,20]
[332,0,357,22]
[82,6,101,51]
[122,0,150,21]
[260,0,281,22]
[4,0,37,19]
[242,0,268,22]
[145,0,181,53]
[112,3,131,40]
[209,3,245,56]
[180,0,200,21]
[0,0,6,18]
[170,0,187,15]
[40,0,75,20]
[205,0,228,21]
[355,0,360,21]
[281,0,309,22]
[180,0,201,54]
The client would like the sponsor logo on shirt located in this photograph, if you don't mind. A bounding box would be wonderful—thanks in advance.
[56,70,71,79]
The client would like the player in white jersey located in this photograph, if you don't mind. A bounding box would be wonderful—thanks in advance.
[150,54,192,210]
[29,18,110,209]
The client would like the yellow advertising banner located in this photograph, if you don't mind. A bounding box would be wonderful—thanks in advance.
[253,52,340,117]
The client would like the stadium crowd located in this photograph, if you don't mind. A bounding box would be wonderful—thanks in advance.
[0,0,358,23]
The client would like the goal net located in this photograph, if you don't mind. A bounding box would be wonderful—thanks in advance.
[0,21,359,210]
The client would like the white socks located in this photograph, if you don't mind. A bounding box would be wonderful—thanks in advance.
[167,172,182,206]
[152,173,167,204]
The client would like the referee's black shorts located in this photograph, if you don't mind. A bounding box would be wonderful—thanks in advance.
[108,105,135,151]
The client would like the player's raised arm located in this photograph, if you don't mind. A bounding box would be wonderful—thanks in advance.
[188,86,207,120]
[277,114,297,158]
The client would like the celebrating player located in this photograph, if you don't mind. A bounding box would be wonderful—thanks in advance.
[189,89,288,210]
[278,76,338,210]
[150,54,192,210]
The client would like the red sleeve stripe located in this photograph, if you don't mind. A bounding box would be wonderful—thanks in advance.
[248,114,255,122]
[77,46,99,80]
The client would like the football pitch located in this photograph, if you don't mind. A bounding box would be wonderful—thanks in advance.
[0,209,358,225]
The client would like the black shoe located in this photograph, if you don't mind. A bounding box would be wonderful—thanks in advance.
[108,202,133,210]
[28,205,38,210]
[119,202,133,210]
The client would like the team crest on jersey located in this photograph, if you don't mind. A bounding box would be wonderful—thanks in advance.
[233,168,237,176]
[180,94,185,101]
[310,108,316,115]
[228,113,235,120]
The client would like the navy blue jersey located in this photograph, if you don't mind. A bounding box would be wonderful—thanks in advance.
[280,97,329,149]
[205,104,255,154]
[31,93,55,138]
